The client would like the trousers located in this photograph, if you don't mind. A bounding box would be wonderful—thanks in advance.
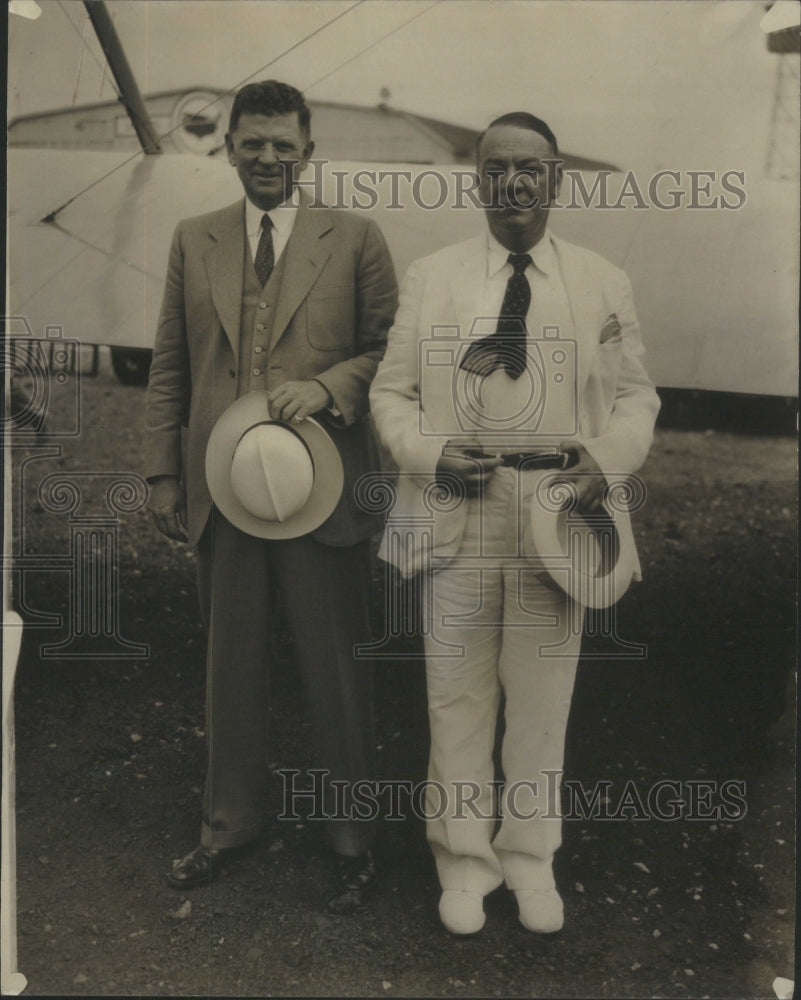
[422,468,584,894]
[196,509,375,856]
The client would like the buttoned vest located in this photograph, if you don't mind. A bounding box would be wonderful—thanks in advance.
[236,242,289,397]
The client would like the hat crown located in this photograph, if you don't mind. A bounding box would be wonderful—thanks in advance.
[230,424,314,523]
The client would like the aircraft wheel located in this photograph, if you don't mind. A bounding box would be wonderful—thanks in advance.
[110,347,152,386]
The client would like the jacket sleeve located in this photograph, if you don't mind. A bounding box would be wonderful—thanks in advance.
[579,267,661,476]
[144,222,190,481]
[369,257,447,482]
[313,219,398,425]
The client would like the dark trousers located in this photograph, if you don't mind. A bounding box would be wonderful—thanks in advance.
[196,509,375,856]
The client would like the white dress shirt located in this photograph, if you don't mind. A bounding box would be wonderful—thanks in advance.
[482,229,569,329]
[465,230,574,450]
[245,190,299,265]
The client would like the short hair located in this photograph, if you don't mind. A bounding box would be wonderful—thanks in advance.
[228,80,311,137]
[477,112,559,159]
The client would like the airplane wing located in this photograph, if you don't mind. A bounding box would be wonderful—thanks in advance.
[8,149,243,350]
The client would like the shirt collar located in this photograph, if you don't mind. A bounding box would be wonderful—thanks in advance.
[245,188,300,238]
[486,229,555,279]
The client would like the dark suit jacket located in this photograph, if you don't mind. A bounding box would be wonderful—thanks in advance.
[144,191,398,546]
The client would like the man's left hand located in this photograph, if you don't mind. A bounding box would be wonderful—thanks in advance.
[555,441,607,514]
[268,379,333,423]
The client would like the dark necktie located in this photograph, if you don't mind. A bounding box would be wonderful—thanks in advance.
[459,252,532,380]
[254,213,275,287]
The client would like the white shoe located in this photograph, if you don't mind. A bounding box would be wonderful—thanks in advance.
[514,888,564,933]
[438,890,486,934]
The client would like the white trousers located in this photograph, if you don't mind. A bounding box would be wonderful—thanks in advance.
[422,468,584,895]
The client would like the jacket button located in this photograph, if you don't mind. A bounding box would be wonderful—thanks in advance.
[259,302,267,309]
[228,369,236,378]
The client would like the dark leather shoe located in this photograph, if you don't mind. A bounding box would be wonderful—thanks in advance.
[166,845,230,890]
[327,849,376,915]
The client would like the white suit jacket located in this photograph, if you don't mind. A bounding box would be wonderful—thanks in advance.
[369,232,661,577]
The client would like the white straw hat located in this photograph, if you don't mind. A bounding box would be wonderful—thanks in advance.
[206,391,343,538]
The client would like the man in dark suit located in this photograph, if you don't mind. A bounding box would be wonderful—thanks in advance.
[145,80,397,911]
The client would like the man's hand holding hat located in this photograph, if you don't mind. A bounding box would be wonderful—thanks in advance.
[553,441,606,514]
[268,378,333,423]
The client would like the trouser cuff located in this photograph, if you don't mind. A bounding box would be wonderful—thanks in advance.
[200,820,261,851]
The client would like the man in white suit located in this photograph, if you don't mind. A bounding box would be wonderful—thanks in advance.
[370,112,660,935]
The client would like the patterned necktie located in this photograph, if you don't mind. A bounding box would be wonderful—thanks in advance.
[254,213,275,287]
[459,252,532,380]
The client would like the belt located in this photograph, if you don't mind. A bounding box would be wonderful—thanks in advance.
[497,449,577,470]
[442,444,578,471]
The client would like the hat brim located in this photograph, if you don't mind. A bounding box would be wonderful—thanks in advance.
[529,474,638,609]
[206,391,344,539]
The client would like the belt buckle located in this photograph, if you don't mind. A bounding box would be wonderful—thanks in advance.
[500,448,570,471]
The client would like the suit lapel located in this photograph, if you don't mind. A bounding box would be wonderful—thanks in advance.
[204,200,246,356]
[550,234,600,394]
[416,237,487,435]
[270,193,333,350]
[448,236,488,340]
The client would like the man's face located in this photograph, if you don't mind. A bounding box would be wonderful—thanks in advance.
[226,111,313,211]
[477,125,562,252]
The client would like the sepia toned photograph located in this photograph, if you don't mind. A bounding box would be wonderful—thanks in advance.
[4,1,797,996]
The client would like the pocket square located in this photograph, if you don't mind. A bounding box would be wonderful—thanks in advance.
[599,313,622,344]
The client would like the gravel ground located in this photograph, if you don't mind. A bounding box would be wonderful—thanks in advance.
[8,350,796,998]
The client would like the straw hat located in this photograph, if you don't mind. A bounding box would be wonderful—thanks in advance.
[205,391,343,539]
[529,473,639,608]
